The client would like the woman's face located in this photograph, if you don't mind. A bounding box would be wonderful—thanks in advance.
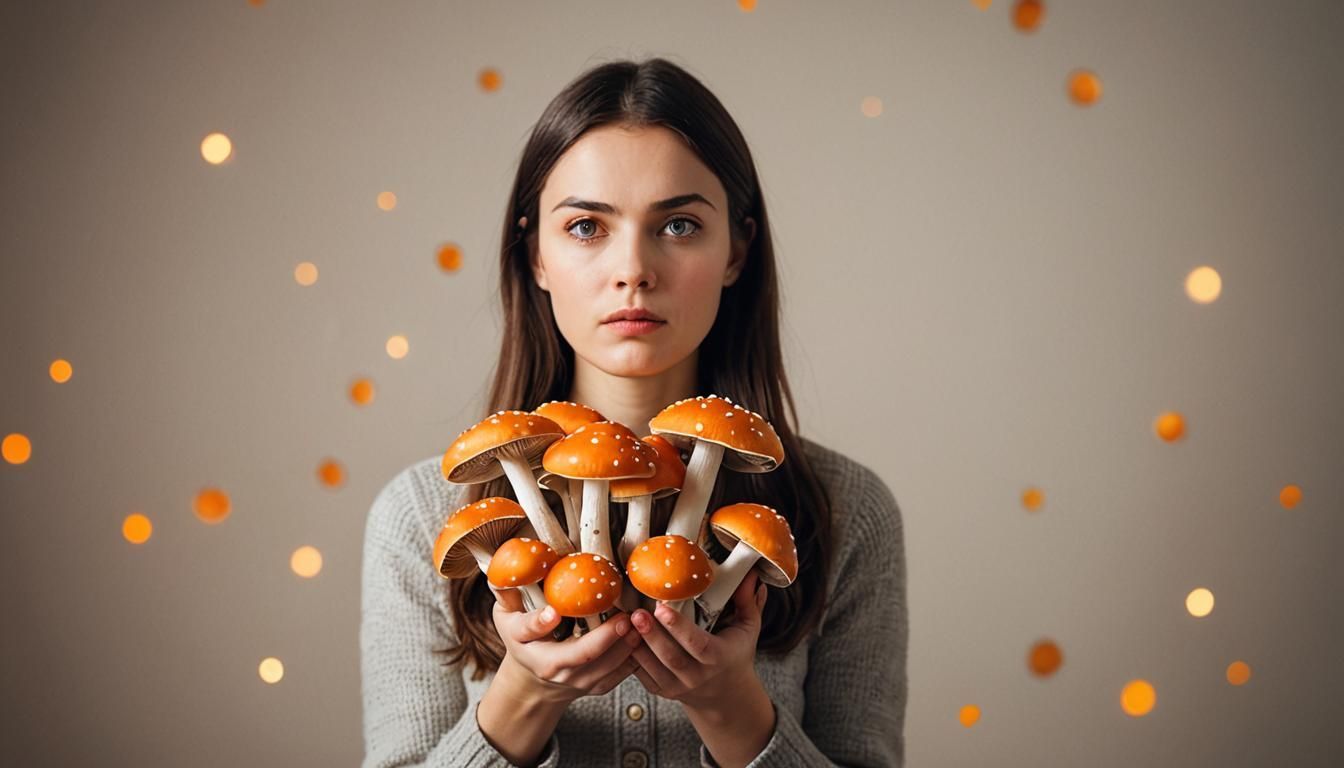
[531,123,753,378]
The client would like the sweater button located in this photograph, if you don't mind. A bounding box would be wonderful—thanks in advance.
[621,749,648,768]
[626,703,645,721]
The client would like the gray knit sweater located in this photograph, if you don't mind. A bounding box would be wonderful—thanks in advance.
[360,435,908,767]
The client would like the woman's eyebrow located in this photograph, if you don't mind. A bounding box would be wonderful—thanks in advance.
[550,193,716,215]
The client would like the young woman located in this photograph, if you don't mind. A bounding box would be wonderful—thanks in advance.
[360,57,908,768]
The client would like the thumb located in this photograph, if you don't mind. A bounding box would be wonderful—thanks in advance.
[512,603,562,643]
[730,570,764,627]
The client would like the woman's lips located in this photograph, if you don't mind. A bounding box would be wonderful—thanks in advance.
[603,319,666,336]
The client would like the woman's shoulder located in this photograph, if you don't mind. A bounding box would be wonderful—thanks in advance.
[795,434,905,562]
[365,453,469,553]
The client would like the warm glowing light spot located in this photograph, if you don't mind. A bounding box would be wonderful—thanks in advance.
[1186,587,1214,618]
[123,513,153,544]
[739,0,757,11]
[1279,484,1302,509]
[1185,266,1222,304]
[1068,70,1102,105]
[3,433,33,465]
[294,261,318,286]
[1120,679,1156,716]
[194,488,231,524]
[200,132,233,164]
[972,0,992,8]
[1226,660,1251,686]
[350,378,375,406]
[478,68,502,92]
[958,704,981,727]
[1021,487,1044,512]
[318,459,345,488]
[377,191,397,211]
[860,97,883,118]
[249,0,266,7]
[1028,639,1063,677]
[1013,0,1044,31]
[437,243,463,272]
[1154,411,1185,442]
[291,546,323,578]
[49,359,73,383]
[386,335,409,359]
[258,657,284,684]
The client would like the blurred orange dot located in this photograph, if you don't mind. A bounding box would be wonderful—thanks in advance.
[1120,679,1156,716]
[1022,487,1044,511]
[291,545,323,578]
[350,378,375,406]
[1013,0,1044,31]
[200,132,233,164]
[1028,640,1063,677]
[1226,660,1251,686]
[1154,411,1185,442]
[294,262,318,286]
[377,191,397,211]
[50,359,73,383]
[860,97,883,118]
[2,433,32,465]
[1068,70,1102,105]
[249,0,266,7]
[958,704,981,727]
[972,0,992,8]
[123,513,153,544]
[437,244,463,272]
[318,459,345,488]
[1279,484,1302,509]
[194,488,231,524]
[739,0,757,11]
[478,68,502,92]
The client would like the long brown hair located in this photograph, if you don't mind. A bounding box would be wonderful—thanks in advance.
[439,57,835,679]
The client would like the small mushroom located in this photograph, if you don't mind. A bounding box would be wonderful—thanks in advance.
[540,421,655,564]
[694,502,798,632]
[432,497,528,603]
[487,536,560,612]
[650,395,784,544]
[625,534,714,621]
[544,552,623,633]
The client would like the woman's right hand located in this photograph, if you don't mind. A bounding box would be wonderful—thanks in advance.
[490,596,644,704]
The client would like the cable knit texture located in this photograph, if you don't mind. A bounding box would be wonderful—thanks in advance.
[360,435,908,767]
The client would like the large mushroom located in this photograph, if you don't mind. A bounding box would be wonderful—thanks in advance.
[695,502,798,631]
[442,410,573,555]
[433,497,529,604]
[544,552,622,634]
[533,401,606,548]
[650,395,785,543]
[625,534,714,623]
[487,536,560,612]
[541,421,655,564]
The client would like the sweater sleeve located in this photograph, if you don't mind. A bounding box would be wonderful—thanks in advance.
[700,464,909,768]
[359,467,562,768]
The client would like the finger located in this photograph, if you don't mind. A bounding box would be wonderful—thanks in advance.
[589,656,640,697]
[726,571,764,630]
[575,636,639,691]
[651,601,714,664]
[631,664,662,695]
[631,643,680,694]
[492,584,525,614]
[501,603,562,644]
[549,611,633,668]
[631,609,697,685]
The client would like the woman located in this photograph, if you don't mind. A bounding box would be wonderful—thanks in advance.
[360,57,907,768]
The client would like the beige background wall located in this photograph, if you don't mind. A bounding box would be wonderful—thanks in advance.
[2,1,1341,765]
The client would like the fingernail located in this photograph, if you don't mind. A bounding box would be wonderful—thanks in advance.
[614,617,630,636]
[632,611,651,634]
[541,606,556,622]
[655,603,675,623]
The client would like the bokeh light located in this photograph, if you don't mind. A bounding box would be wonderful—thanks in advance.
[386,335,409,359]
[478,68,502,92]
[1185,587,1215,618]
[973,0,992,9]
[1279,484,1302,509]
[1154,411,1185,442]
[1028,640,1063,677]
[860,97,883,118]
[291,546,323,578]
[294,262,318,286]
[958,704,981,727]
[258,657,284,684]
[376,191,397,211]
[739,0,757,11]
[1068,69,1102,105]
[3,433,33,465]
[122,513,153,544]
[1120,679,1156,716]
[1226,660,1252,686]
[437,243,463,272]
[318,459,345,488]
[200,132,233,164]
[1013,0,1044,31]
[350,378,375,406]
[49,359,73,383]
[1022,487,1044,512]
[1185,266,1222,304]
[194,488,231,524]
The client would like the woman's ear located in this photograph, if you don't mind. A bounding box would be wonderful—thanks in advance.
[724,216,756,287]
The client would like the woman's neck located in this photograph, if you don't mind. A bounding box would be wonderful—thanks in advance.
[568,352,698,436]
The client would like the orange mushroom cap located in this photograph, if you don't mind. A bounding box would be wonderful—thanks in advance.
[487,536,561,589]
[610,434,686,500]
[442,410,565,484]
[533,401,606,435]
[708,502,798,587]
[625,534,713,602]
[543,552,623,617]
[541,421,658,481]
[649,395,784,472]
[432,497,528,578]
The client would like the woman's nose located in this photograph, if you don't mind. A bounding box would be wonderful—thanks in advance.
[612,233,657,290]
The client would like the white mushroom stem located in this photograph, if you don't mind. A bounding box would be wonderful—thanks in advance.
[580,479,615,561]
[694,541,762,630]
[519,583,546,611]
[664,441,725,541]
[497,447,574,555]
[618,494,653,563]
[567,478,584,547]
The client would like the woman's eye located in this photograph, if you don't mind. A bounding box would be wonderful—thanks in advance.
[569,219,600,239]
[664,217,700,238]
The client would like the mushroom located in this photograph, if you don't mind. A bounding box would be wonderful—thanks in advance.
[611,435,686,612]
[541,421,655,564]
[625,534,714,622]
[432,496,529,603]
[442,410,573,555]
[544,552,622,633]
[694,502,798,632]
[532,401,606,546]
[650,395,785,543]
[487,536,560,612]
